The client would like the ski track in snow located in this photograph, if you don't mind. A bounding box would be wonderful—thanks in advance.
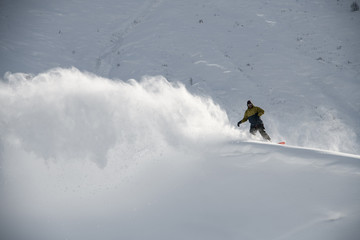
[96,0,163,76]
[275,211,345,240]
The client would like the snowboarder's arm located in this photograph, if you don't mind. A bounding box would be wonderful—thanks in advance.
[237,111,248,127]
[240,111,248,123]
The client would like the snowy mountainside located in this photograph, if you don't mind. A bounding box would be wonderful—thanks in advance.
[1,0,360,240]
[0,69,360,240]
[1,0,359,153]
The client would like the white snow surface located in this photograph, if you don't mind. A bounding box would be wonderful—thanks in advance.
[0,0,360,240]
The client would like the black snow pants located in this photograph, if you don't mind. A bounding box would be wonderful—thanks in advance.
[250,124,271,141]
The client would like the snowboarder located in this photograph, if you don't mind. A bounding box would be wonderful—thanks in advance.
[237,100,271,141]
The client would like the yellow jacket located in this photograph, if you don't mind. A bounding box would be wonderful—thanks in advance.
[240,106,264,126]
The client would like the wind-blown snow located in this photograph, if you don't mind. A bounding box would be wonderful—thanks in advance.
[0,68,240,168]
[0,0,360,240]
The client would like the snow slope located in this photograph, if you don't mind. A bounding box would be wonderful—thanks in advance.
[0,0,360,240]
[1,0,359,153]
[1,70,360,240]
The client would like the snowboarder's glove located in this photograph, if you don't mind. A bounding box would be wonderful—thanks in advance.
[237,121,242,127]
